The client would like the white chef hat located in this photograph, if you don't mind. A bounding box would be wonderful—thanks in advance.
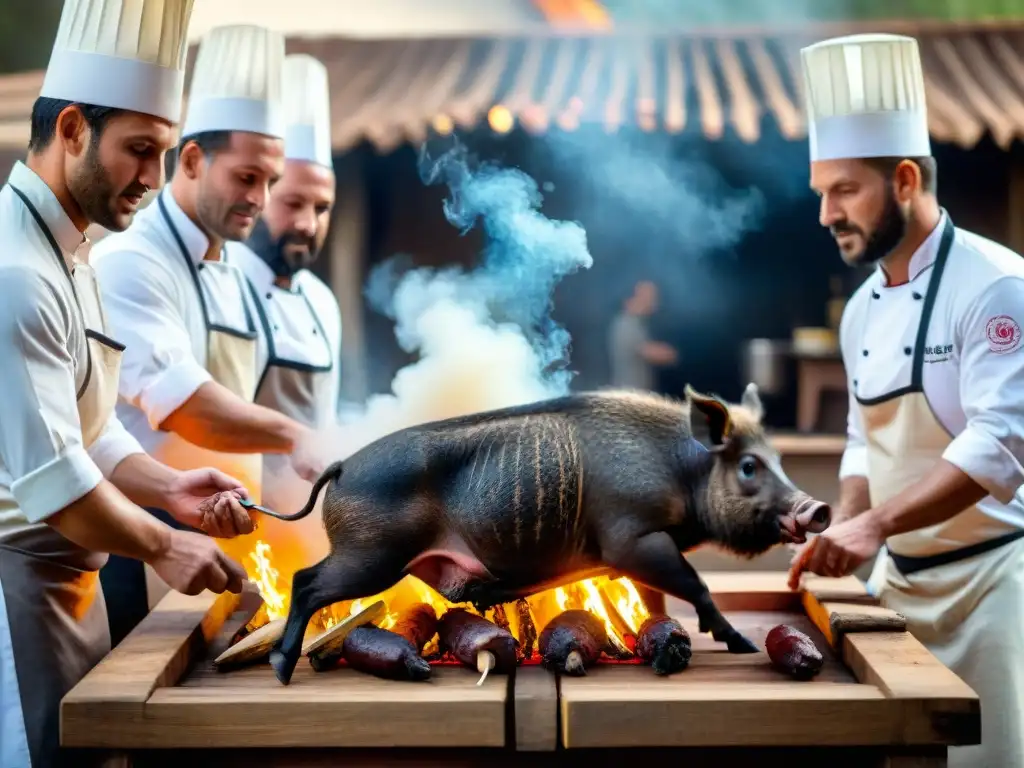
[180,24,286,140]
[283,55,333,168]
[801,33,931,162]
[39,0,194,123]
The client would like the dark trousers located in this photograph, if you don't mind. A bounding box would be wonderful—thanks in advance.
[98,507,194,648]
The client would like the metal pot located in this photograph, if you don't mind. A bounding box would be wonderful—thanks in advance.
[740,338,791,396]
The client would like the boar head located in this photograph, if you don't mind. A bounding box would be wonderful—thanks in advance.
[685,382,830,556]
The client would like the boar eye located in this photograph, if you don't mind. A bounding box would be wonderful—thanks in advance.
[737,455,758,482]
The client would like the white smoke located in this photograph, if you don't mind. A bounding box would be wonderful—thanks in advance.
[263,143,593,565]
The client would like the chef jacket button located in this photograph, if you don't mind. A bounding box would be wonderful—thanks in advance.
[273,325,279,332]
[266,292,272,300]
[871,291,880,299]
[862,349,869,357]
[312,328,318,335]
[912,291,922,300]
[904,347,912,355]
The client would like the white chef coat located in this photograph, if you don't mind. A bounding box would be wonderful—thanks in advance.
[839,210,1024,529]
[226,242,342,424]
[89,189,256,458]
[0,162,143,533]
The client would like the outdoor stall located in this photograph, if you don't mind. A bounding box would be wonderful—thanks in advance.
[61,572,978,767]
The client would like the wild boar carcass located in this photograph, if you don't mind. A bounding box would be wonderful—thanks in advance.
[254,382,831,685]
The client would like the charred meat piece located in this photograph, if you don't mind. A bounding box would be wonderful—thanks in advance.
[538,610,607,676]
[342,626,431,681]
[765,624,824,680]
[391,603,438,653]
[636,614,692,675]
[438,608,518,685]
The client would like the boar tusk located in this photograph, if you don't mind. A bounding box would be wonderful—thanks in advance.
[476,650,496,686]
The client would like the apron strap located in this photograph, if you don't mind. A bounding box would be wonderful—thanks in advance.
[909,215,955,390]
[887,529,1024,575]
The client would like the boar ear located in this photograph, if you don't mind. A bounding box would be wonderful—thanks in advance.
[685,384,733,448]
[740,382,764,422]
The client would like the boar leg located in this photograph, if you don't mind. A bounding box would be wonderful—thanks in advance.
[269,554,405,685]
[605,531,758,654]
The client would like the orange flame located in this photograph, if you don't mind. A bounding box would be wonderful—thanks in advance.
[245,537,650,654]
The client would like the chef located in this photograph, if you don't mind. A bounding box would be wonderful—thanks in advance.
[0,2,254,766]
[91,25,327,645]
[229,54,341,523]
[787,33,1024,766]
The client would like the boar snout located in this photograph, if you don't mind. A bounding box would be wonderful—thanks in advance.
[792,496,831,534]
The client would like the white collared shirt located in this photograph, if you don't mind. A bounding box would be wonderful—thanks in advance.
[839,211,1024,525]
[90,188,255,457]
[0,162,142,528]
[227,241,341,392]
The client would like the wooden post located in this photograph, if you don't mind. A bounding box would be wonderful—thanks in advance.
[326,152,370,405]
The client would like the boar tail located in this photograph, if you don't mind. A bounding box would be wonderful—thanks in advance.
[244,460,344,521]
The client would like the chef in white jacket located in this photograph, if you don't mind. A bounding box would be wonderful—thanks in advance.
[787,33,1024,766]
[229,54,341,524]
[91,25,326,645]
[0,3,254,766]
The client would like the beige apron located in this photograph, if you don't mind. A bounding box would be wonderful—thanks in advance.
[140,196,265,608]
[0,186,124,767]
[241,279,334,566]
[856,218,1024,768]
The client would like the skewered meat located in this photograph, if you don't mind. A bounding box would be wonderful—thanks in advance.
[538,609,607,676]
[636,614,692,675]
[342,626,431,681]
[765,624,823,680]
[438,608,518,685]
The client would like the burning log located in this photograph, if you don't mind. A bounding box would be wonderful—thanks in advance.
[438,608,518,686]
[341,626,432,681]
[214,618,285,671]
[538,610,608,676]
[636,615,692,676]
[487,603,511,635]
[597,590,639,659]
[390,602,438,653]
[306,600,387,672]
[515,599,538,661]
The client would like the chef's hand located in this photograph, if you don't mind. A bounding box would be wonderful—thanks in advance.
[149,530,249,596]
[165,468,255,537]
[787,512,886,590]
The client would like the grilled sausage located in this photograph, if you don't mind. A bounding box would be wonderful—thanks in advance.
[765,624,823,680]
[341,626,432,681]
[538,609,607,676]
[438,608,518,685]
[636,614,692,675]
[391,603,438,653]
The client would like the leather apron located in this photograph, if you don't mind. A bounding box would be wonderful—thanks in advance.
[0,186,124,767]
[855,217,1024,768]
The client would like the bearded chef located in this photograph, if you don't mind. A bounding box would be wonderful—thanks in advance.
[786,33,1024,767]
[228,54,341,524]
[0,2,255,766]
[91,25,327,646]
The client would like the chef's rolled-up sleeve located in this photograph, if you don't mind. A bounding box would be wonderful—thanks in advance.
[837,301,868,479]
[94,249,211,429]
[0,268,103,522]
[943,276,1024,504]
[87,413,144,477]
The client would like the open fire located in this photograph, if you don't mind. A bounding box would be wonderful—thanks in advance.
[239,537,653,663]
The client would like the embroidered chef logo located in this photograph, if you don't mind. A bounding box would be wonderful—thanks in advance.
[986,315,1022,354]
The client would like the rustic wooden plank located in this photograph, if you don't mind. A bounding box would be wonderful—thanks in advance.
[513,666,558,751]
[844,633,980,747]
[700,571,868,612]
[802,590,906,649]
[559,665,900,748]
[65,665,508,749]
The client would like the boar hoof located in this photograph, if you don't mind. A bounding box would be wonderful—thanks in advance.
[269,650,293,685]
[725,633,759,654]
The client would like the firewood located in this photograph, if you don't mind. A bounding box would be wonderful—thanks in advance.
[305,600,387,672]
[214,618,285,671]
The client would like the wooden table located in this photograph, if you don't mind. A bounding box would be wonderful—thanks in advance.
[61,572,979,767]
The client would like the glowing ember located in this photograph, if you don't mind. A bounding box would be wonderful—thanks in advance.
[241,539,653,658]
